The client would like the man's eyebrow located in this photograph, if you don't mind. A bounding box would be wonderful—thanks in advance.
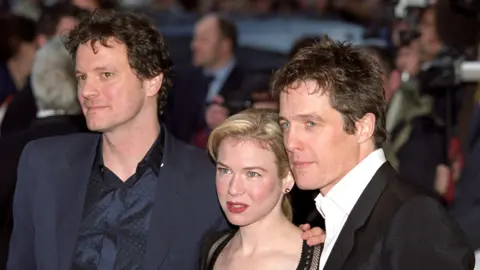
[75,66,116,74]
[279,116,288,122]
[295,113,324,122]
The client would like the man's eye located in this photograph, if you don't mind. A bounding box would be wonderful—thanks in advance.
[102,72,113,78]
[306,121,316,127]
[280,122,289,129]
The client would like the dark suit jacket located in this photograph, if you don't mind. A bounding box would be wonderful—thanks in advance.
[164,64,248,143]
[7,130,228,270]
[323,162,474,270]
[0,82,37,136]
[0,115,87,270]
[451,104,480,250]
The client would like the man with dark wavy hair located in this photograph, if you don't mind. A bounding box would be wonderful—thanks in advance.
[272,36,474,270]
[7,10,227,270]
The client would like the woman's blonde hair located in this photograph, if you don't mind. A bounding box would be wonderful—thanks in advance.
[207,108,293,221]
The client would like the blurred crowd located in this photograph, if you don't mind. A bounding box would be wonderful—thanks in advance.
[0,0,480,268]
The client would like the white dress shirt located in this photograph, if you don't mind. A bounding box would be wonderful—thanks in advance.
[316,149,387,270]
[204,59,236,102]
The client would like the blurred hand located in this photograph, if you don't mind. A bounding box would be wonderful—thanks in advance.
[205,96,229,129]
[435,164,450,195]
[300,223,326,246]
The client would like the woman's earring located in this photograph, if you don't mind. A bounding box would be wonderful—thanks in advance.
[284,188,290,193]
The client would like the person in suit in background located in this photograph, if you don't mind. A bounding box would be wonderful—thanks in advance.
[7,10,227,270]
[0,36,88,270]
[272,36,474,270]
[1,2,88,136]
[164,13,248,146]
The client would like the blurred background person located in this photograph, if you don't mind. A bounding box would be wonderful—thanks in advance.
[0,13,37,114]
[164,13,249,148]
[1,2,87,136]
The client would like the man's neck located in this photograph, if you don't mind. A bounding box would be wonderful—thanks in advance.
[234,207,297,256]
[320,144,375,196]
[102,116,160,181]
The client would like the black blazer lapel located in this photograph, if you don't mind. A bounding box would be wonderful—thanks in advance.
[143,131,190,270]
[218,65,246,100]
[56,133,100,270]
[324,163,397,270]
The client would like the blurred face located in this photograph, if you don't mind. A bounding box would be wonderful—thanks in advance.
[419,8,441,61]
[216,138,291,226]
[56,16,79,36]
[252,101,278,110]
[72,0,99,11]
[16,41,38,73]
[191,17,222,68]
[396,41,420,76]
[75,39,154,133]
[279,81,361,194]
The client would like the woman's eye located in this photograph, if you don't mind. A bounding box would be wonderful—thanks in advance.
[217,167,230,174]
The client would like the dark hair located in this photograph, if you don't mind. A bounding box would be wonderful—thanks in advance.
[243,73,272,102]
[0,13,37,61]
[217,16,238,51]
[64,9,173,116]
[362,45,394,76]
[271,35,387,148]
[37,3,88,37]
[289,36,323,59]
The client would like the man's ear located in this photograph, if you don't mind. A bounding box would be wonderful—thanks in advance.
[355,112,376,144]
[144,73,164,97]
[282,171,295,193]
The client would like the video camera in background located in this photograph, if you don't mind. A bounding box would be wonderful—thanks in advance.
[393,0,480,89]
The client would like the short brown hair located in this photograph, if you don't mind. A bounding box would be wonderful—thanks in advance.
[63,9,173,116]
[271,35,387,147]
[217,16,238,51]
[289,35,323,59]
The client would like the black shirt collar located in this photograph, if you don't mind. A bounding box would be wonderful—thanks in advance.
[93,126,165,177]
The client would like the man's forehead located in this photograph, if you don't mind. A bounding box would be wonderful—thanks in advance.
[280,84,328,99]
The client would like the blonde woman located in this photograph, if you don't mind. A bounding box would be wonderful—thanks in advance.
[200,108,322,270]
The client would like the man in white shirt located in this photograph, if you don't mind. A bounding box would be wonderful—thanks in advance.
[271,36,474,270]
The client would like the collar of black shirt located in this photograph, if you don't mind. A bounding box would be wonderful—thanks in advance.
[93,126,165,177]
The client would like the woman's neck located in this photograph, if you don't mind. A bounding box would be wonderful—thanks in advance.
[234,210,300,256]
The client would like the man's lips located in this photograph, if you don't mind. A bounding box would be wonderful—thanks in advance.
[292,161,314,169]
[85,106,108,112]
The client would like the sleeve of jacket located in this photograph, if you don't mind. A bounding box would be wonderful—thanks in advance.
[7,142,37,270]
[384,195,475,270]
